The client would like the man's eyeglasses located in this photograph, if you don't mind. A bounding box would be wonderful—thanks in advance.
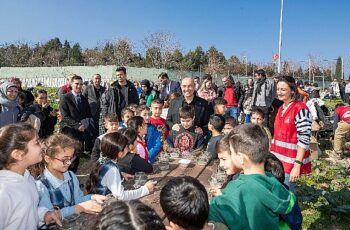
[52,155,77,165]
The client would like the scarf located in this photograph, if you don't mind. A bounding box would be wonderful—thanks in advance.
[0,82,19,108]
[255,77,266,95]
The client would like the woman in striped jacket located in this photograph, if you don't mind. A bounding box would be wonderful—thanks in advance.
[270,76,312,191]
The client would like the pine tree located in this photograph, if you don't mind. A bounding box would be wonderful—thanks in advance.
[335,57,342,80]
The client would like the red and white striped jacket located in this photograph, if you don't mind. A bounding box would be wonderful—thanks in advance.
[270,101,312,174]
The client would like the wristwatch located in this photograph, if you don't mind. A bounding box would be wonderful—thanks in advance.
[294,160,303,165]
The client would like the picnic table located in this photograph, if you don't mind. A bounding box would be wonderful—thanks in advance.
[59,158,219,229]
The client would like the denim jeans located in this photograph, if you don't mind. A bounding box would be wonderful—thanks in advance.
[284,173,296,192]
[226,107,239,119]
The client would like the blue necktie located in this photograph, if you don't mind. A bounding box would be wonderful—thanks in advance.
[76,95,82,111]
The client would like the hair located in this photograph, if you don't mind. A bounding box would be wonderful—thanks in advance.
[209,114,225,132]
[127,116,145,133]
[120,128,138,146]
[0,123,37,170]
[89,199,165,230]
[116,66,127,74]
[202,74,212,81]
[216,134,230,154]
[335,103,345,109]
[255,69,266,77]
[93,74,101,79]
[71,75,83,82]
[225,117,238,127]
[213,97,227,107]
[67,73,77,80]
[264,154,285,184]
[198,79,212,91]
[34,89,47,98]
[228,124,269,164]
[251,107,265,119]
[104,113,119,123]
[158,72,169,79]
[151,98,163,106]
[135,105,150,116]
[277,76,297,100]
[194,76,200,81]
[126,104,138,113]
[86,132,128,193]
[179,105,195,119]
[169,92,180,101]
[160,176,209,230]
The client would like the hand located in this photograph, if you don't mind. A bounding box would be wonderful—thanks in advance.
[121,172,134,181]
[172,124,180,131]
[75,200,102,215]
[195,127,203,135]
[209,187,222,197]
[42,102,49,108]
[91,194,108,204]
[145,180,156,193]
[44,210,62,227]
[78,125,85,132]
[289,164,301,182]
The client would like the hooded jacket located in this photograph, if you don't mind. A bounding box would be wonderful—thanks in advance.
[209,173,296,230]
[0,170,47,230]
[0,82,21,128]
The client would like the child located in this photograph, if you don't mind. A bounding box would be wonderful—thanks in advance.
[127,116,149,161]
[167,105,205,153]
[91,113,119,161]
[136,105,162,163]
[207,115,225,160]
[118,128,153,174]
[250,107,272,145]
[119,108,134,129]
[36,134,107,223]
[209,124,297,229]
[0,123,58,229]
[86,132,155,200]
[213,97,228,116]
[222,116,237,135]
[160,176,227,230]
[126,104,138,114]
[88,199,165,230]
[149,99,169,140]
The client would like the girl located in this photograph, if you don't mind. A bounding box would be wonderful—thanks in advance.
[118,128,153,174]
[0,123,59,229]
[0,81,21,128]
[36,133,106,223]
[127,116,149,161]
[197,79,217,103]
[86,132,155,200]
[87,199,165,230]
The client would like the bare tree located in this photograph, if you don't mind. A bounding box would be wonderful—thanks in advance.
[113,38,133,66]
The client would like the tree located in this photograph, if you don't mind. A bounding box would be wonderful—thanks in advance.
[183,46,206,71]
[204,46,226,75]
[166,49,184,69]
[70,43,83,64]
[335,57,342,80]
[145,46,162,68]
[114,38,133,66]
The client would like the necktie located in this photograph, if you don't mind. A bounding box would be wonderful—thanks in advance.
[76,95,82,111]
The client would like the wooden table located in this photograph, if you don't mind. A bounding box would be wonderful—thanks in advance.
[140,159,219,222]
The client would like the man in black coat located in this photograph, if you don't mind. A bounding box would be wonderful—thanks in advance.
[167,77,212,135]
[100,67,139,132]
[60,75,93,172]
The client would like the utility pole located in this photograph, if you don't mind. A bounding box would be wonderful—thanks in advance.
[341,57,344,80]
[277,0,284,73]
[308,58,311,83]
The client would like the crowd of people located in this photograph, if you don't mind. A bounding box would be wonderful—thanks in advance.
[0,66,349,230]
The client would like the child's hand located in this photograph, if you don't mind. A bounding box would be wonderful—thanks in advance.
[121,172,134,181]
[172,124,180,131]
[75,200,102,215]
[194,127,203,134]
[92,194,108,204]
[44,210,62,227]
[145,180,156,193]
[209,187,222,197]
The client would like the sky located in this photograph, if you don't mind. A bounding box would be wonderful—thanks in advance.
[0,0,349,69]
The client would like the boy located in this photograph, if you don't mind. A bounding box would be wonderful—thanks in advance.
[160,176,228,230]
[167,105,205,153]
[207,115,225,160]
[209,124,296,229]
[148,99,169,140]
[222,117,237,135]
[119,108,134,129]
[333,103,350,159]
[136,105,162,163]
[91,113,119,161]
[250,107,272,145]
[213,97,228,116]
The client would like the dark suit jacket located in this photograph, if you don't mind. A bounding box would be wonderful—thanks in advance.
[60,93,92,140]
[82,84,106,118]
[160,80,181,100]
[166,95,212,134]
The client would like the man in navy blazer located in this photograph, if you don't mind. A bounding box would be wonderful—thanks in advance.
[60,75,92,172]
[158,72,181,100]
